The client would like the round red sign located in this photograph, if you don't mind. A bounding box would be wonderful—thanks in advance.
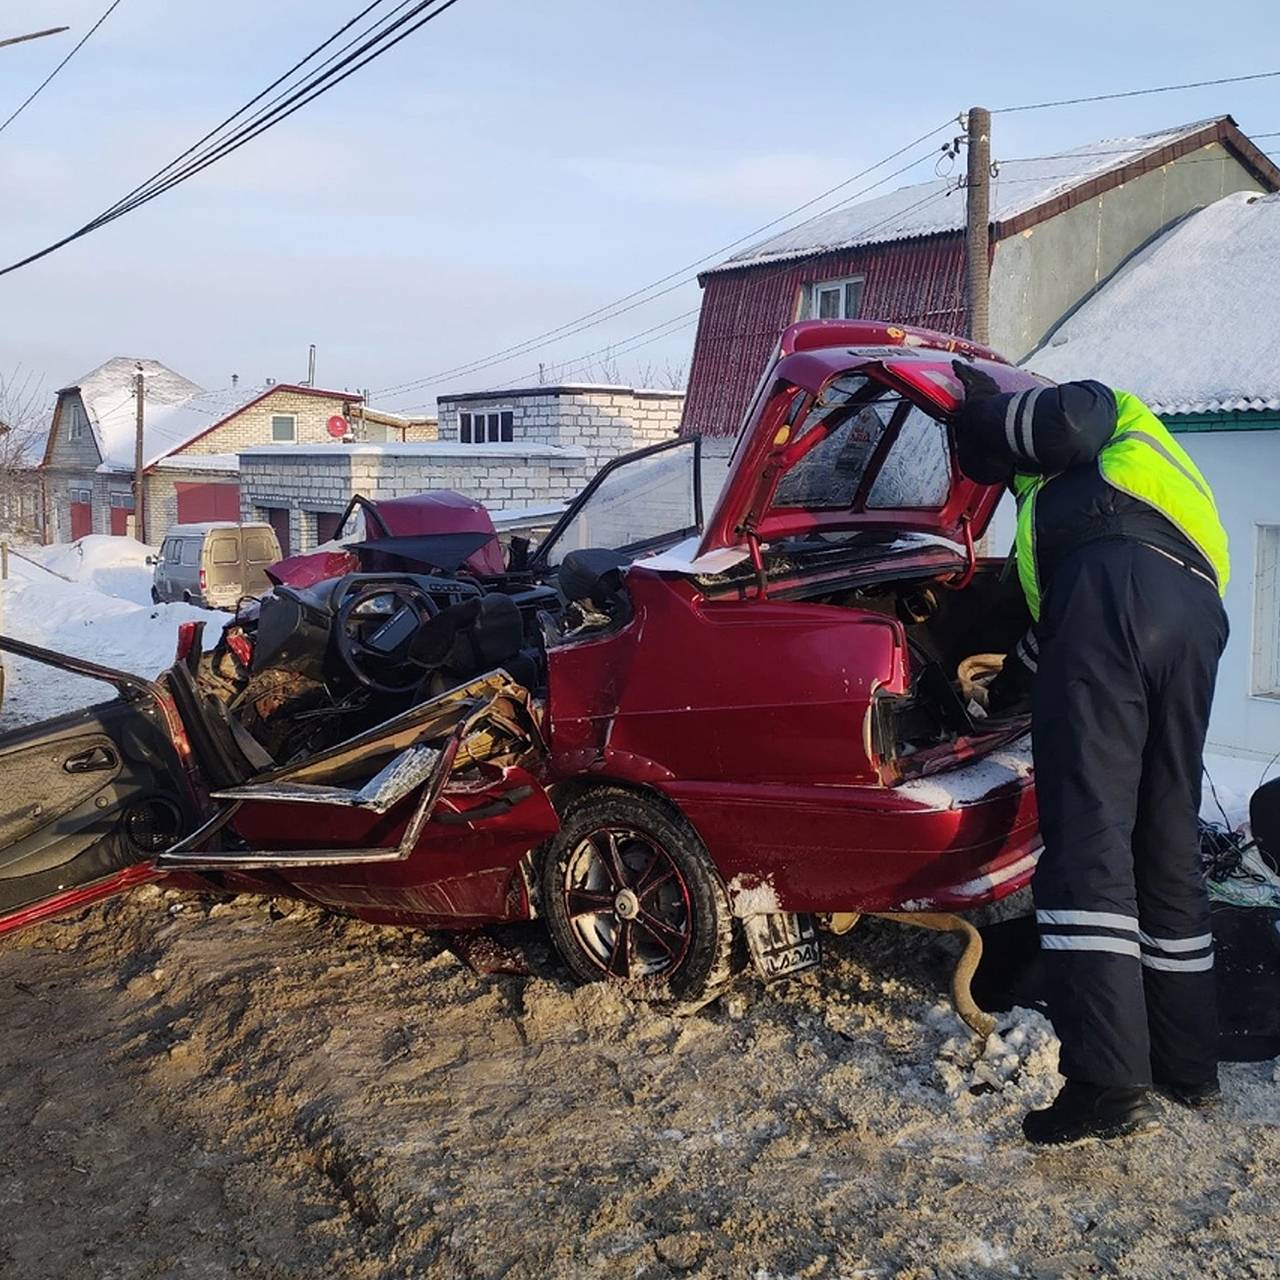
[327,414,348,438]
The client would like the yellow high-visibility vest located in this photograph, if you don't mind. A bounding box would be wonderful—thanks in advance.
[1012,391,1229,621]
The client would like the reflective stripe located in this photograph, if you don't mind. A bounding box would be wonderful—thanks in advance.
[1042,934,1141,958]
[1016,638,1038,672]
[1017,387,1044,461]
[1037,909,1140,932]
[1110,429,1213,503]
[1141,952,1214,973]
[1004,392,1028,456]
[1139,931,1213,953]
[1023,630,1039,655]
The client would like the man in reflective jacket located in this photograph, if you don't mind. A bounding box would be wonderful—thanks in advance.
[951,363,1230,1146]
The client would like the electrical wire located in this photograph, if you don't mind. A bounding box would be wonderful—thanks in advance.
[374,134,959,399]
[0,0,466,279]
[84,0,454,231]
[389,182,961,411]
[0,0,125,138]
[84,0,401,231]
[995,68,1280,114]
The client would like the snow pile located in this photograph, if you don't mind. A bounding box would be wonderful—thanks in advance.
[24,534,157,605]
[933,1004,1062,1114]
[0,548,219,727]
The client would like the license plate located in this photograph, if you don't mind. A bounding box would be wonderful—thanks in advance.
[743,912,821,981]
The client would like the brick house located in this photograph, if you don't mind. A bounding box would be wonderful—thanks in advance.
[237,383,685,555]
[435,383,683,468]
[41,357,361,544]
[681,116,1279,449]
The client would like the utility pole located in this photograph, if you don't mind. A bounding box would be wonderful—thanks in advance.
[0,28,69,51]
[965,106,992,345]
[133,363,146,544]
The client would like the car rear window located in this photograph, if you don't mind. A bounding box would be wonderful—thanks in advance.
[210,538,238,566]
[244,532,275,564]
[773,375,951,511]
[179,539,200,566]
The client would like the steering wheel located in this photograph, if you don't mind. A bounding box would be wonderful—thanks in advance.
[334,579,440,695]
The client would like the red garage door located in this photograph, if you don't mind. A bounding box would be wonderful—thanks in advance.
[175,482,241,524]
[69,502,92,540]
[264,507,291,556]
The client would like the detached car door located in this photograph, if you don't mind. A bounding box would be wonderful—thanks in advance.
[0,638,196,936]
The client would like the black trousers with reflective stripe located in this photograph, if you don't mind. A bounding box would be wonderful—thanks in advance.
[1031,539,1228,1087]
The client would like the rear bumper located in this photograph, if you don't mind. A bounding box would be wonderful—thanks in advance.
[661,740,1039,915]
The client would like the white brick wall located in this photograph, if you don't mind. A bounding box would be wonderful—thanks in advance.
[437,385,683,469]
[240,446,592,552]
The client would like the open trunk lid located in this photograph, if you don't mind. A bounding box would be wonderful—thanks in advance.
[696,320,1047,560]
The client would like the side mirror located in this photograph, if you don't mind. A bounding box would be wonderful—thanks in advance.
[145,555,157,566]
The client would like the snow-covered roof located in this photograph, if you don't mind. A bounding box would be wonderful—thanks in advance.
[239,441,589,461]
[65,360,359,471]
[67,357,204,470]
[1026,191,1280,416]
[706,118,1264,274]
[149,452,240,473]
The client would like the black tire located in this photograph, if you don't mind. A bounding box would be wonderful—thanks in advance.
[182,591,192,605]
[150,586,161,604]
[541,787,734,1005]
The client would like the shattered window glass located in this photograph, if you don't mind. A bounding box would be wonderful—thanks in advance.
[866,406,951,508]
[773,375,952,512]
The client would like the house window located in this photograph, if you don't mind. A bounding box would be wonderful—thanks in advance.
[271,414,297,442]
[1253,524,1280,699]
[68,407,85,440]
[459,409,514,444]
[68,485,92,504]
[802,276,865,321]
[109,491,134,510]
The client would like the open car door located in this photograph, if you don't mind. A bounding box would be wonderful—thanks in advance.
[0,637,198,936]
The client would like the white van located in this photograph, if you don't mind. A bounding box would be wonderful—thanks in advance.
[150,522,281,609]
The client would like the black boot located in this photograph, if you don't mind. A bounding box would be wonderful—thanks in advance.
[1023,1080,1159,1146]
[1154,1073,1221,1109]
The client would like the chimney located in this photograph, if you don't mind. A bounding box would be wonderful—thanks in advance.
[231,373,239,387]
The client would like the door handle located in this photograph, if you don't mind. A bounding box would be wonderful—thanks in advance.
[64,745,119,774]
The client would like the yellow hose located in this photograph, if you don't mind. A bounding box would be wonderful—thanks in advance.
[870,911,997,1037]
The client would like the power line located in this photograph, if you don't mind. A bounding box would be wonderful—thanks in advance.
[373,129,960,399]
[0,1,124,137]
[995,69,1280,114]
[0,0,466,279]
[388,183,962,411]
[85,0,398,230]
[85,0,439,232]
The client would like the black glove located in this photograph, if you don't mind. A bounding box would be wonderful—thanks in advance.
[952,358,1001,401]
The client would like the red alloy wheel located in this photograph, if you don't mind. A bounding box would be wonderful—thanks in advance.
[560,827,694,980]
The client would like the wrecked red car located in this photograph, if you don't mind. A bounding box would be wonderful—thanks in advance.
[0,321,1043,1003]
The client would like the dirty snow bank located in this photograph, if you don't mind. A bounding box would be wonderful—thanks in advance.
[2,896,1276,1279]
[0,546,219,727]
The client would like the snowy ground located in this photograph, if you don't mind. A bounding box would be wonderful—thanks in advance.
[0,541,1276,1277]
[0,893,1277,1279]
[0,535,220,727]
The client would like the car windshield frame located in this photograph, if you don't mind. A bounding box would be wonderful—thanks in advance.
[529,435,704,570]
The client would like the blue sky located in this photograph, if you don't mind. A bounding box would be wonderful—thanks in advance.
[2,0,1277,413]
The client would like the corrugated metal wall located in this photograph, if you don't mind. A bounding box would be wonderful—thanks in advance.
[681,233,968,438]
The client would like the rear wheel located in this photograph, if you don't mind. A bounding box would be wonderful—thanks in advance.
[150,586,161,604]
[541,788,734,1004]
